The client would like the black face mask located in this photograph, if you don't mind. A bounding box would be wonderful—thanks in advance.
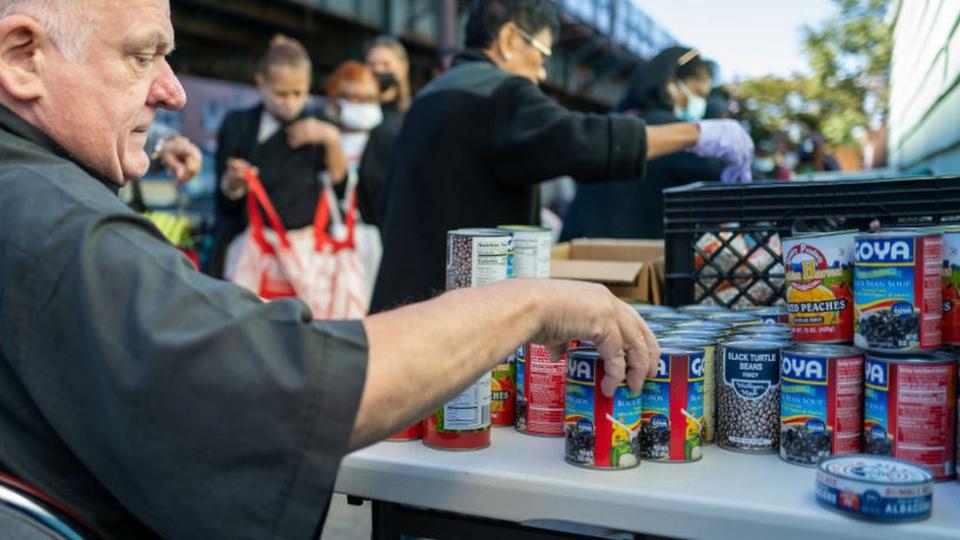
[375,71,398,92]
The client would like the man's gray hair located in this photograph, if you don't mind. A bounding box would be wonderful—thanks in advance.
[0,0,92,60]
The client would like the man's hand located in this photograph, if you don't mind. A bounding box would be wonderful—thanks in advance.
[528,280,660,396]
[159,136,203,183]
[286,118,340,150]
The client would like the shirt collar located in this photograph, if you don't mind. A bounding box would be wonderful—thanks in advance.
[0,102,120,194]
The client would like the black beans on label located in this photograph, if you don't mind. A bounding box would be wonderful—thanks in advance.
[864,434,894,455]
[717,381,780,451]
[565,424,595,464]
[638,421,670,459]
[781,425,832,464]
[858,310,919,349]
[446,236,477,290]
[515,396,528,430]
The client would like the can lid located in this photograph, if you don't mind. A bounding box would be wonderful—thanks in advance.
[705,312,760,323]
[785,343,862,357]
[739,323,791,333]
[659,338,712,348]
[856,230,938,240]
[722,339,788,349]
[745,306,788,315]
[448,228,510,237]
[664,330,723,340]
[498,225,551,234]
[567,347,600,358]
[659,345,705,356]
[677,304,729,314]
[865,349,955,363]
[632,304,677,315]
[819,455,933,485]
[784,229,858,241]
[675,320,733,331]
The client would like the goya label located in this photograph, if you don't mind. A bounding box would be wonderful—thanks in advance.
[780,350,863,465]
[854,234,942,351]
[942,230,960,345]
[490,360,516,427]
[640,352,704,462]
[864,355,958,480]
[565,352,641,469]
[783,233,855,343]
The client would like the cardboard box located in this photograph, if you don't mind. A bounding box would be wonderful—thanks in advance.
[551,239,665,304]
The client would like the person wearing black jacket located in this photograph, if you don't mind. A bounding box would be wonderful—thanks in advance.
[371,0,753,311]
[561,46,728,240]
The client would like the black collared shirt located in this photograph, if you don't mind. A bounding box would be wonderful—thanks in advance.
[0,103,368,539]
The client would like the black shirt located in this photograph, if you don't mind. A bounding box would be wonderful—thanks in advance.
[371,51,649,311]
[0,103,367,539]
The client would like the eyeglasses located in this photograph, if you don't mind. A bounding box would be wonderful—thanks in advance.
[517,28,552,59]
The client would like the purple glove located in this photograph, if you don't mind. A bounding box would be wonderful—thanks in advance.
[689,119,754,183]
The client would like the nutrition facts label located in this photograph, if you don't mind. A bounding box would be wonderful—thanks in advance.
[834,358,863,453]
[921,237,943,348]
[471,238,510,287]
[444,373,492,431]
[895,364,956,478]
[526,344,565,433]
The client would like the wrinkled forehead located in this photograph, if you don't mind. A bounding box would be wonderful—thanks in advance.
[94,0,175,52]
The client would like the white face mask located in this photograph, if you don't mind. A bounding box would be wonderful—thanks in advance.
[672,82,707,121]
[338,100,383,131]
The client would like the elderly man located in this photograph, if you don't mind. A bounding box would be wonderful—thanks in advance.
[0,1,658,538]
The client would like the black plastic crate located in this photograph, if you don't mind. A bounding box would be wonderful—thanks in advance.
[662,175,960,308]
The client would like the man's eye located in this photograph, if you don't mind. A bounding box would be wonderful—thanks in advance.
[134,55,153,67]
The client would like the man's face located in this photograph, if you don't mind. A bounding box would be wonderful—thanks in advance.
[38,0,186,185]
[365,46,407,86]
[499,24,552,84]
[257,66,311,122]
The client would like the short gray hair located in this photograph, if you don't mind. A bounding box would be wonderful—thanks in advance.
[0,0,92,60]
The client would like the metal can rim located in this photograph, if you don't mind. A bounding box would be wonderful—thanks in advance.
[818,454,933,485]
[784,344,862,357]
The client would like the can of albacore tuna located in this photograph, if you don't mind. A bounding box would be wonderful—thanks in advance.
[639,346,705,463]
[745,305,789,325]
[565,348,642,469]
[815,455,933,522]
[515,343,567,437]
[782,231,856,343]
[674,319,733,334]
[705,311,762,327]
[940,226,960,346]
[863,350,958,481]
[717,339,787,453]
[677,304,730,317]
[854,231,942,351]
[780,344,863,466]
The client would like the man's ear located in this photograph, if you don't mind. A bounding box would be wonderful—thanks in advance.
[494,21,521,62]
[0,15,47,101]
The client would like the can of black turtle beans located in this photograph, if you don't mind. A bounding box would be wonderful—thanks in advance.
[565,347,642,469]
[717,339,788,453]
[779,344,863,466]
[854,231,942,351]
[863,350,957,481]
[815,455,933,522]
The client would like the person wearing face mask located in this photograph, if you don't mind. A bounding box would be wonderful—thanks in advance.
[324,61,386,292]
[371,1,754,312]
[205,35,347,278]
[561,46,738,241]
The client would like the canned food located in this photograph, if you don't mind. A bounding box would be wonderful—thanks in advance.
[565,348,642,469]
[717,339,786,453]
[659,337,717,444]
[780,345,863,466]
[782,231,856,343]
[425,229,510,450]
[815,455,933,522]
[674,319,733,334]
[705,311,762,327]
[664,329,725,341]
[499,225,551,278]
[639,347,705,462]
[738,323,792,335]
[941,226,960,345]
[515,343,566,437]
[644,321,673,335]
[746,305,789,324]
[854,231,942,351]
[490,359,516,427]
[387,423,422,442]
[632,304,677,318]
[646,311,700,324]
[677,304,730,316]
[863,351,957,480]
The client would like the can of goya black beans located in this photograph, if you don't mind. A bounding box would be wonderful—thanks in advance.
[659,337,718,444]
[854,231,942,351]
[863,350,957,481]
[815,455,933,522]
[643,343,708,459]
[779,344,863,466]
[564,348,642,469]
[515,343,570,437]
[717,339,788,453]
[424,229,511,450]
